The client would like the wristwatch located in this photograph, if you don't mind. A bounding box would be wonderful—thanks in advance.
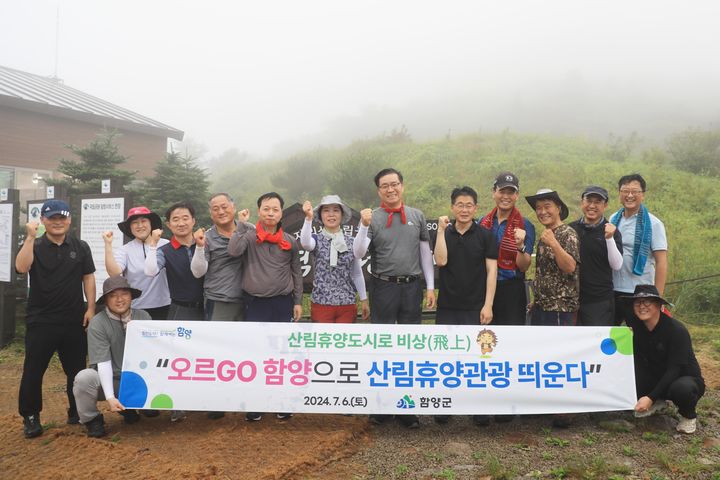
[517,245,526,254]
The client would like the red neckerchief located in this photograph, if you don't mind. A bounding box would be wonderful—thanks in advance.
[381,203,406,227]
[480,207,524,270]
[255,222,292,250]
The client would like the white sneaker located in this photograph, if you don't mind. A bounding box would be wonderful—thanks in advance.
[676,415,697,434]
[170,410,187,422]
[634,399,669,418]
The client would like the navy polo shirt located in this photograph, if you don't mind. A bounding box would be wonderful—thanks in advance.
[25,235,95,325]
[569,218,623,303]
[437,222,498,310]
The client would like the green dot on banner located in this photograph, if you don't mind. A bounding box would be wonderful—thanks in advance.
[609,327,633,355]
[150,394,173,409]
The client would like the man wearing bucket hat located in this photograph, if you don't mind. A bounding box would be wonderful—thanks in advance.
[15,199,96,438]
[525,188,580,327]
[621,285,704,434]
[103,206,171,320]
[72,276,152,437]
[569,186,623,326]
[300,195,369,323]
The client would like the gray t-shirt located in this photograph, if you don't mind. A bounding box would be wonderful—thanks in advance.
[368,206,429,276]
[203,224,245,302]
[87,308,151,378]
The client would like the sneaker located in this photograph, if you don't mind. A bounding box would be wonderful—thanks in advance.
[67,408,80,425]
[85,414,106,438]
[23,414,43,439]
[276,413,293,420]
[434,415,450,425]
[245,412,263,421]
[170,410,187,422]
[120,409,141,424]
[473,415,491,427]
[141,410,160,418]
[634,399,669,418]
[676,415,697,434]
[397,415,420,429]
[207,411,225,420]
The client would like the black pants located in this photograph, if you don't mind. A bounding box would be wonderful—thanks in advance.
[492,278,528,326]
[636,372,705,419]
[370,278,423,324]
[614,291,634,326]
[577,297,615,326]
[435,308,481,325]
[18,322,87,416]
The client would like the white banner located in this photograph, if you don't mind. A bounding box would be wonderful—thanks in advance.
[119,322,636,415]
[79,197,125,296]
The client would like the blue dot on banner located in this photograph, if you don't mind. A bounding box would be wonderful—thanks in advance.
[118,371,148,408]
[601,338,617,355]
[139,361,148,369]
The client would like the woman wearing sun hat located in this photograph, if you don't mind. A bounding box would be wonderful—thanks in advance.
[300,195,369,322]
[102,206,171,320]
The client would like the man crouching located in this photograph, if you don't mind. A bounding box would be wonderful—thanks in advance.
[73,276,151,437]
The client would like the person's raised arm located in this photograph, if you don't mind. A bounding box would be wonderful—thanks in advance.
[15,222,38,273]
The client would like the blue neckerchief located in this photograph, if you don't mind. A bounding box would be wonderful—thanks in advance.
[610,204,652,276]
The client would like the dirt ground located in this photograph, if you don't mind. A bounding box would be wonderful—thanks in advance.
[0,346,718,479]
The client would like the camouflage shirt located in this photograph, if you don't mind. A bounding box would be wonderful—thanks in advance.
[533,223,580,312]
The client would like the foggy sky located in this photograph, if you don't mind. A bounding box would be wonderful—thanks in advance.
[2,0,719,159]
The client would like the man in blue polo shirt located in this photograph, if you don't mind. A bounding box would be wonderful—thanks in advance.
[15,200,96,438]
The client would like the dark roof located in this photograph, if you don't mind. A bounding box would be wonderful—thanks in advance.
[0,65,183,141]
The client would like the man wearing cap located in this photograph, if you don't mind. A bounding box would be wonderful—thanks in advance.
[525,189,580,326]
[300,194,369,323]
[15,200,96,438]
[623,285,704,434]
[569,186,623,326]
[610,174,668,325]
[228,192,302,422]
[72,277,152,437]
[103,206,171,320]
[354,168,435,429]
[479,172,535,326]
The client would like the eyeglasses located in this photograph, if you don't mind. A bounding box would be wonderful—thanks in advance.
[619,189,644,196]
[378,182,402,191]
[633,299,655,307]
[453,203,476,210]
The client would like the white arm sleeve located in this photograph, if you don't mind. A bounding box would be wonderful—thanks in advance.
[353,224,371,258]
[97,360,115,400]
[606,237,623,271]
[190,245,208,278]
[299,219,316,251]
[351,258,368,301]
[420,240,435,290]
[144,246,159,276]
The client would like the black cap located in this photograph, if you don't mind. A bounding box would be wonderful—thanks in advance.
[493,172,519,191]
[581,186,609,201]
[620,284,671,306]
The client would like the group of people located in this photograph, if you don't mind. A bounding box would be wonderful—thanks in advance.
[16,168,704,440]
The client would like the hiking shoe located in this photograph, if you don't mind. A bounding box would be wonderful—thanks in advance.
[494,414,516,424]
[434,415,450,425]
[676,415,697,434]
[23,414,43,439]
[473,415,491,427]
[170,410,187,422]
[552,414,574,429]
[634,399,669,418]
[276,413,293,420]
[141,409,160,418]
[67,408,80,425]
[120,409,141,424]
[245,412,263,421]
[369,414,389,425]
[207,411,225,420]
[85,414,106,438]
[397,415,420,429]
